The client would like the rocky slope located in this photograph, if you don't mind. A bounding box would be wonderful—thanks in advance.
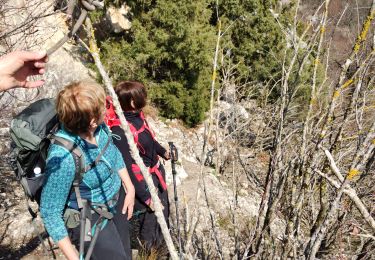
[0,2,278,259]
[0,103,270,259]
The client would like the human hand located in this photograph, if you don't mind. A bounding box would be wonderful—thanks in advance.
[0,50,48,92]
[164,150,171,160]
[57,236,80,260]
[148,201,155,211]
[122,188,135,220]
[168,142,178,162]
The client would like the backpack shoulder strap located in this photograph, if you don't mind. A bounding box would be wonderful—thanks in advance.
[128,121,147,154]
[140,111,156,139]
[83,136,111,173]
[51,135,86,209]
[51,136,85,182]
[127,122,138,138]
[139,111,146,120]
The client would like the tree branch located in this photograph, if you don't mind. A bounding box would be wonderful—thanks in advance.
[84,17,179,260]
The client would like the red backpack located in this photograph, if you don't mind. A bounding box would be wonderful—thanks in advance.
[105,96,121,128]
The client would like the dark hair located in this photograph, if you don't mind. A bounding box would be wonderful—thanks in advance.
[115,81,147,111]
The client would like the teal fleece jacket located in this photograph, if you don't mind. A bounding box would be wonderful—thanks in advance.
[40,124,125,242]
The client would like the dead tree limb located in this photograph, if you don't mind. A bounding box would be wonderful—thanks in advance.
[314,166,375,233]
[84,17,179,260]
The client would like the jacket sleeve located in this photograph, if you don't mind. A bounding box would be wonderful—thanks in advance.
[111,126,151,203]
[40,144,76,243]
[154,139,168,159]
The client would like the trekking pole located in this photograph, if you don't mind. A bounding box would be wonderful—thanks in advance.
[79,200,88,260]
[85,217,105,260]
[168,142,182,259]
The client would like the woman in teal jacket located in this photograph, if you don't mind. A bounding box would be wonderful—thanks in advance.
[40,81,135,260]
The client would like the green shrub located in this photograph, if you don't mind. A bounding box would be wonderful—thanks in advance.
[93,0,294,126]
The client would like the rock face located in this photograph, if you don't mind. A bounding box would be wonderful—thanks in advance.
[106,5,132,33]
[0,0,93,156]
[146,116,190,185]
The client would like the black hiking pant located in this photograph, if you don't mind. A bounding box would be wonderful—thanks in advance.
[130,164,170,252]
[69,188,131,260]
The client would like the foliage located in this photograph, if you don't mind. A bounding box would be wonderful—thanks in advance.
[94,0,294,125]
[95,0,214,125]
[217,0,292,82]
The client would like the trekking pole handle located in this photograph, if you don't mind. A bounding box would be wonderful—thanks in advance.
[168,142,178,163]
[168,142,178,177]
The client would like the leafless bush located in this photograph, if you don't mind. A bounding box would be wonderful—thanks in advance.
[184,0,375,259]
[0,1,75,107]
[0,0,64,53]
[247,1,375,258]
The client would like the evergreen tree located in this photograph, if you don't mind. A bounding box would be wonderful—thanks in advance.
[215,0,293,85]
[100,0,215,126]
[95,0,294,125]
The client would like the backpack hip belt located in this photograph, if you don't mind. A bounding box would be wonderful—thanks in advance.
[149,161,167,190]
[132,161,167,191]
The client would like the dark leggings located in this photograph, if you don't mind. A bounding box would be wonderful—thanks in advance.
[130,165,170,252]
[69,188,131,260]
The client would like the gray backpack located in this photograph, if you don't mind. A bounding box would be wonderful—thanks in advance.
[9,98,84,205]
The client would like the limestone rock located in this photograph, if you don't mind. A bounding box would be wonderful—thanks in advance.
[106,5,132,33]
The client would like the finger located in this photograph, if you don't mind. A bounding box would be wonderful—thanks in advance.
[24,80,45,88]
[127,205,133,220]
[26,66,45,77]
[16,50,47,62]
[122,203,127,214]
[33,61,46,69]
[41,55,49,63]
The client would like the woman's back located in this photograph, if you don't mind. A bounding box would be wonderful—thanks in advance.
[40,123,124,240]
[112,111,166,168]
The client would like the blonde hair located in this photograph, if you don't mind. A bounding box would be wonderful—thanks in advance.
[56,81,106,134]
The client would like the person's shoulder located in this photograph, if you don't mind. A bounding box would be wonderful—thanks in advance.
[48,141,73,158]
[110,125,123,134]
[98,123,111,136]
[55,126,81,144]
[51,129,81,154]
